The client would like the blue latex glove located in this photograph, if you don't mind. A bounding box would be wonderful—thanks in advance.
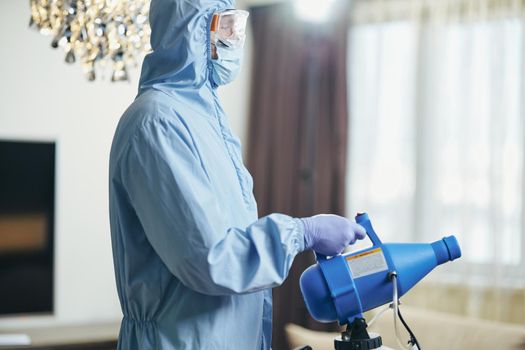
[301,214,367,256]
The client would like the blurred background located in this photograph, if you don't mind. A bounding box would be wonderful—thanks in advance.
[0,0,524,349]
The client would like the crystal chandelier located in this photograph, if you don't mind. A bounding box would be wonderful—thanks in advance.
[29,0,152,82]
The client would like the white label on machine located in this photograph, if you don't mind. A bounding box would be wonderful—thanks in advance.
[346,247,388,278]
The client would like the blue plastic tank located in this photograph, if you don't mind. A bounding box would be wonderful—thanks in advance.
[299,213,461,325]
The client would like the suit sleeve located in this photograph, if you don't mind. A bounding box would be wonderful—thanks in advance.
[119,118,305,296]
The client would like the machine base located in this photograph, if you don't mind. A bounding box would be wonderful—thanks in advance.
[334,318,383,350]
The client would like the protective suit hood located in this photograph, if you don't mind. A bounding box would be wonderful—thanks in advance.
[138,0,234,95]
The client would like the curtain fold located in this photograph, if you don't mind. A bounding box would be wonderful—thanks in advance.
[247,3,350,350]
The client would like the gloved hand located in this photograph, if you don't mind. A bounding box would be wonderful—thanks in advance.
[300,214,367,256]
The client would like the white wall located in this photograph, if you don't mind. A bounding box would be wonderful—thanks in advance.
[0,1,251,328]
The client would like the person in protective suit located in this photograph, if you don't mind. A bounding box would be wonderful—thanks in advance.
[108,0,366,349]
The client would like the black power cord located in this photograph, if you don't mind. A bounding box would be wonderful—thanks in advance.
[388,271,422,349]
[397,306,422,349]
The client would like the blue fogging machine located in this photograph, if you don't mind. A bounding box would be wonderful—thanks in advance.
[299,213,462,350]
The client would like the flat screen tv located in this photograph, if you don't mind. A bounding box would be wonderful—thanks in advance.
[0,140,55,316]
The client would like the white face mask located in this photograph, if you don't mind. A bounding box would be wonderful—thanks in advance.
[211,44,243,86]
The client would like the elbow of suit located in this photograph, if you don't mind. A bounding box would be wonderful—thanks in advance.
[172,254,249,296]
[167,216,306,296]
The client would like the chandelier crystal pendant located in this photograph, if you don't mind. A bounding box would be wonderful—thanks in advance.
[29,0,152,82]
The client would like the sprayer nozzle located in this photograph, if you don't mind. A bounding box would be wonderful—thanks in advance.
[431,235,462,265]
[443,235,462,260]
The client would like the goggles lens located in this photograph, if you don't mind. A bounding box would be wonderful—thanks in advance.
[211,9,249,49]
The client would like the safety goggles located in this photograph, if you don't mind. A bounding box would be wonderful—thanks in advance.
[210,9,249,49]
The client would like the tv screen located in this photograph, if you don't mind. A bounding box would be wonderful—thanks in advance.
[0,140,55,315]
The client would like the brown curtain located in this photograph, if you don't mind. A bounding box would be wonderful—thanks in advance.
[247,3,350,350]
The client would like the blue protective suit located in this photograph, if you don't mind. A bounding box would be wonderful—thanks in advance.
[108,0,305,349]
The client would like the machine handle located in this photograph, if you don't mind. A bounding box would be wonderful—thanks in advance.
[314,213,382,263]
[355,213,383,246]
